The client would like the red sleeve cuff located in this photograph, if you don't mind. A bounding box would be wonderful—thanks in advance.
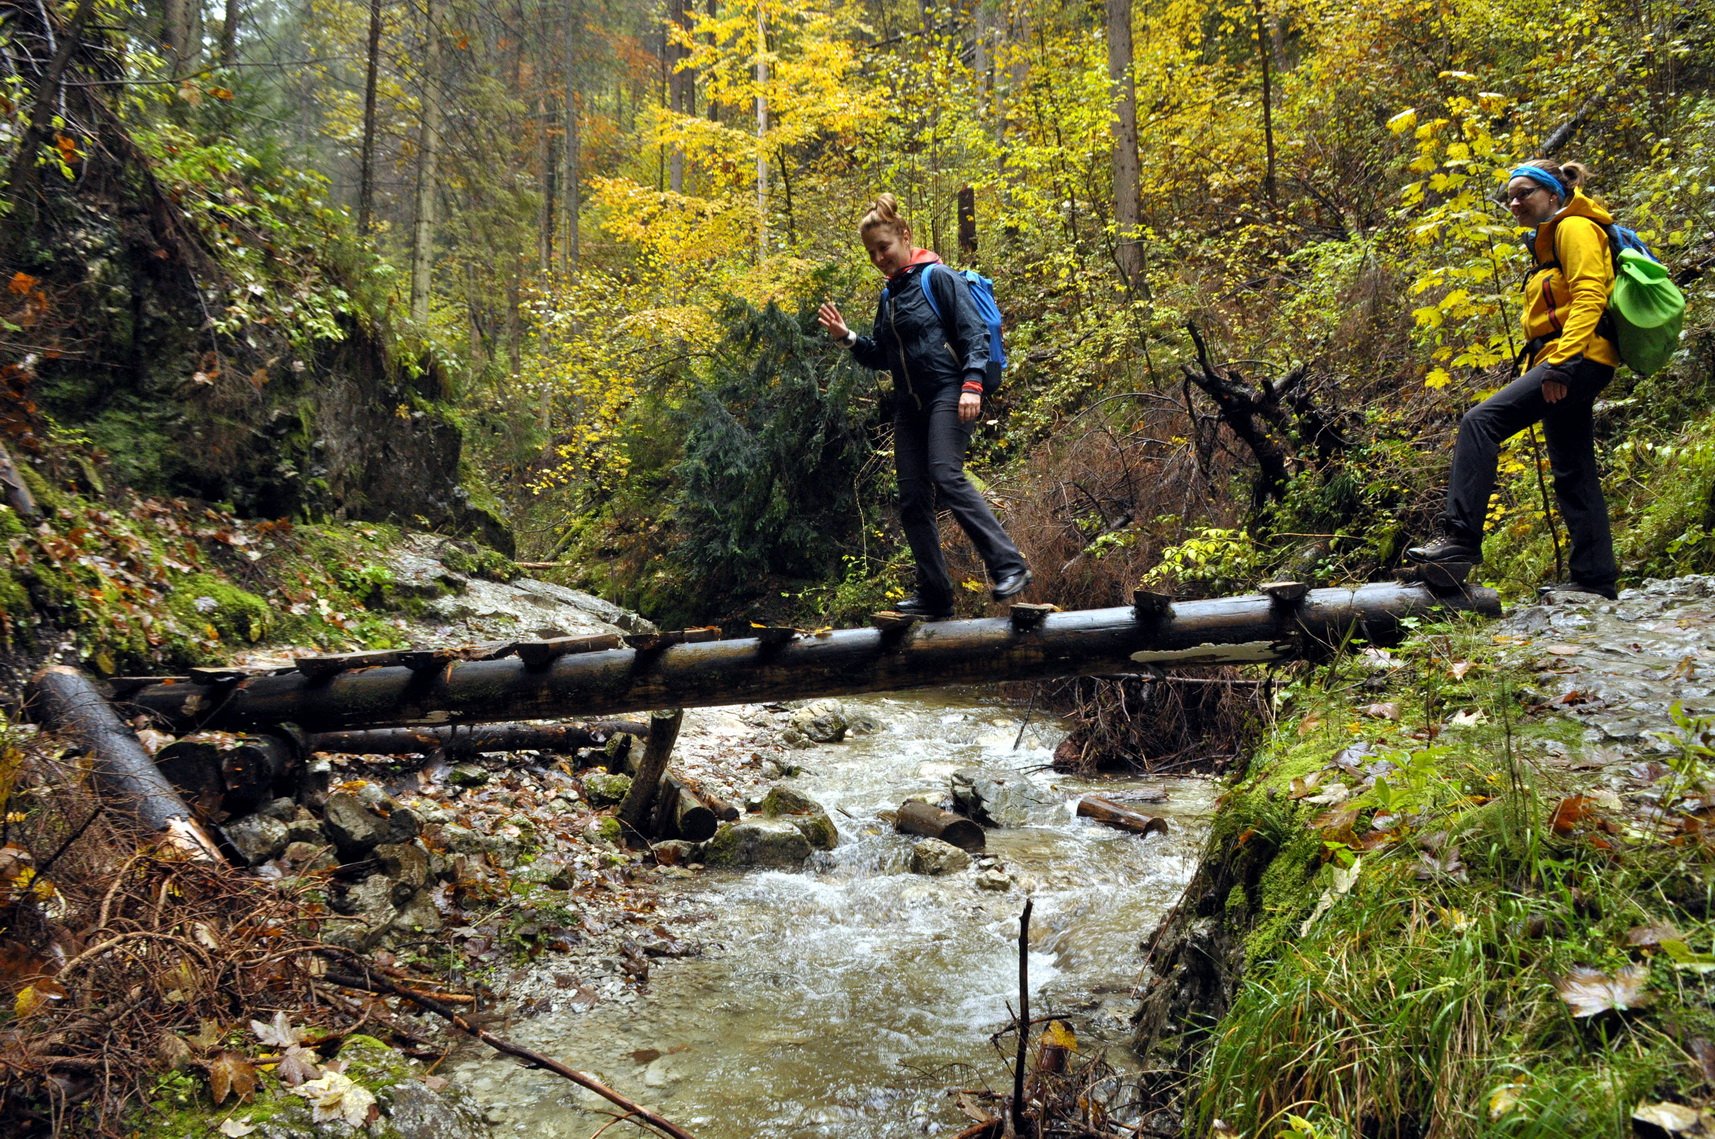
[961,381,984,395]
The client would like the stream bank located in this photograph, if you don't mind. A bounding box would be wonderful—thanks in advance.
[1132,577,1715,1137]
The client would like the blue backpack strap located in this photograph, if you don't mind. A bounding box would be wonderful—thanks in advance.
[918,263,946,324]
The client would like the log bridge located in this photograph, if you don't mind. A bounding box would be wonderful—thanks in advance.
[111,582,1496,734]
[29,582,1499,849]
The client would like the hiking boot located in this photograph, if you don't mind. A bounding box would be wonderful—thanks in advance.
[1405,533,1482,564]
[895,594,955,619]
[1539,581,1618,601]
[992,567,1033,602]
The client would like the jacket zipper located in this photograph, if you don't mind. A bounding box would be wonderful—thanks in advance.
[886,291,924,411]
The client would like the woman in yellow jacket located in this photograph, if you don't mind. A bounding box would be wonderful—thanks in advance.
[1407,158,1621,599]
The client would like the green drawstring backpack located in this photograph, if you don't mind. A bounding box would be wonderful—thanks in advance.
[1609,246,1686,377]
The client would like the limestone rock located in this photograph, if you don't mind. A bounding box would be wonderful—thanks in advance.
[910,838,971,876]
[950,767,1049,828]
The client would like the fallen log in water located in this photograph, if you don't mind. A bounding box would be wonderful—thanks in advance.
[116,583,1500,734]
[1076,794,1168,837]
[26,666,225,861]
[896,800,986,851]
[306,719,648,757]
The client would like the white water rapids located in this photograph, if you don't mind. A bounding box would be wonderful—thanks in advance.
[447,690,1216,1137]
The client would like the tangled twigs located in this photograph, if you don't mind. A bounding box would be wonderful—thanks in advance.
[319,953,700,1139]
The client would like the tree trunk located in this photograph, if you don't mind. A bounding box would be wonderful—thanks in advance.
[26,667,224,861]
[754,0,768,257]
[1253,0,1277,205]
[162,0,201,76]
[1106,0,1145,288]
[895,800,986,851]
[561,0,582,272]
[667,0,690,192]
[220,0,241,70]
[120,584,1500,734]
[357,0,383,236]
[410,0,443,324]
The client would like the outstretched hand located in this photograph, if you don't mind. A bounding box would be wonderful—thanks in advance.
[817,301,849,342]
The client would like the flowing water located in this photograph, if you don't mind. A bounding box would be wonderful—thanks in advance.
[450,690,1217,1138]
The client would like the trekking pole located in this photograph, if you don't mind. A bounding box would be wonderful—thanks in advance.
[1485,229,1565,580]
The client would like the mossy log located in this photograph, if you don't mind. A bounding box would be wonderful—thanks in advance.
[117,584,1500,733]
[25,666,225,861]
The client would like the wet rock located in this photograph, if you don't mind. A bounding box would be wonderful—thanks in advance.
[225,814,290,866]
[760,786,838,850]
[284,810,326,846]
[652,840,700,867]
[909,838,971,876]
[391,889,444,936]
[703,818,814,870]
[257,796,297,822]
[583,772,632,806]
[585,816,623,845]
[323,791,393,856]
[449,764,491,787]
[785,700,850,745]
[282,840,338,873]
[950,767,1049,827]
[381,1078,490,1139]
[376,842,430,895]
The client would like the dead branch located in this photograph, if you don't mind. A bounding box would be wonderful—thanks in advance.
[320,957,701,1139]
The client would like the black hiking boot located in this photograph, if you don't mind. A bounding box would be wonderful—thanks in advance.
[1405,533,1482,565]
[991,567,1032,602]
[894,594,955,620]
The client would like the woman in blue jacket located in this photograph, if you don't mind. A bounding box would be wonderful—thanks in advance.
[817,194,1031,619]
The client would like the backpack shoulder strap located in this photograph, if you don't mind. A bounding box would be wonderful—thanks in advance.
[917,263,944,322]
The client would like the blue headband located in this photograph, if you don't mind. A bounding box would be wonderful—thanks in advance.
[1509,166,1566,199]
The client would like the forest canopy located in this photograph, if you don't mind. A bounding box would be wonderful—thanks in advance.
[2,0,1711,626]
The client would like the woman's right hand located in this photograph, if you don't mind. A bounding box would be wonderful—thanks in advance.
[817,301,849,342]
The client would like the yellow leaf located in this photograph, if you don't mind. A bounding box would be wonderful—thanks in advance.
[1425,368,1452,389]
[1385,108,1418,134]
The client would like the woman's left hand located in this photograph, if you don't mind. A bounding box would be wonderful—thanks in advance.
[958,391,981,423]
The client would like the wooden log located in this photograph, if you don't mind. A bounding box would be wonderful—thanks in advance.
[607,721,720,842]
[895,800,986,851]
[513,634,624,669]
[25,666,224,862]
[1009,602,1055,632]
[155,731,299,820]
[307,719,648,757]
[1076,794,1167,837]
[617,709,684,836]
[117,584,1501,733]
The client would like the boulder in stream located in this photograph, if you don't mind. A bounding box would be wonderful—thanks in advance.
[950,767,1050,828]
[702,818,814,869]
[909,838,971,876]
[760,785,838,850]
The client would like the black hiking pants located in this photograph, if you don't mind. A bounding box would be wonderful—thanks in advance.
[1440,357,1618,590]
[895,398,1028,605]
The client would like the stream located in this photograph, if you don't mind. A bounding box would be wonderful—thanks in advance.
[447,689,1218,1137]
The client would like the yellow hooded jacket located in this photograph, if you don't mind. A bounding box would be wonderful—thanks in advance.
[1522,188,1620,370]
